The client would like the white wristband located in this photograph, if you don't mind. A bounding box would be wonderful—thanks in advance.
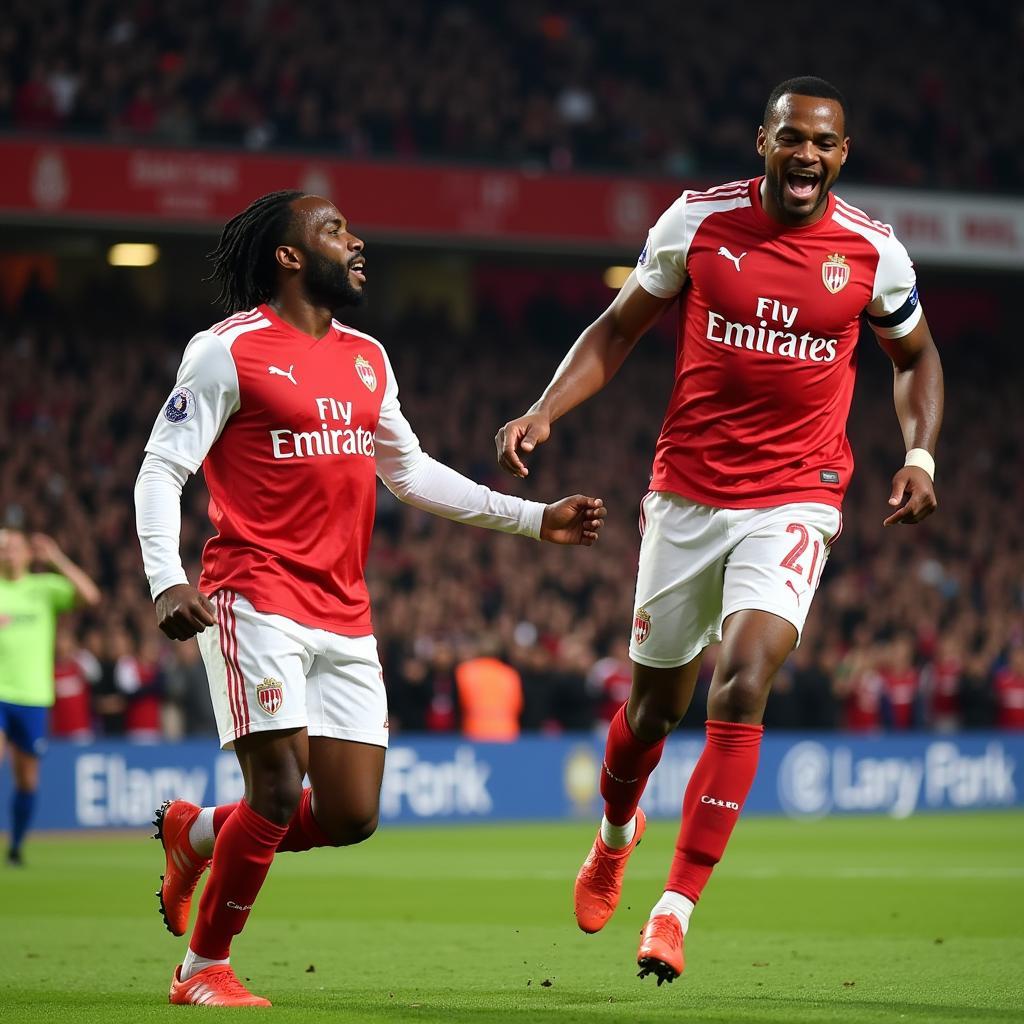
[904,448,935,481]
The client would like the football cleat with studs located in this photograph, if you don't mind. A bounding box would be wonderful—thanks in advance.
[153,798,210,937]
[637,913,685,985]
[573,807,646,933]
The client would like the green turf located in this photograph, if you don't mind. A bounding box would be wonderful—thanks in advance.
[2,813,1022,1023]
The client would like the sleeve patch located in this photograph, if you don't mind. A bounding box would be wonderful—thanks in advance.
[163,387,196,424]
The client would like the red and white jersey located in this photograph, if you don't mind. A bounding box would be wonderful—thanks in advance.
[51,656,93,738]
[144,304,542,635]
[995,669,1024,730]
[636,177,923,509]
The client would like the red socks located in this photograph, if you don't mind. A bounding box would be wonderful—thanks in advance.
[213,803,237,834]
[277,787,332,852]
[210,788,330,853]
[189,800,287,960]
[600,703,666,826]
[666,719,763,904]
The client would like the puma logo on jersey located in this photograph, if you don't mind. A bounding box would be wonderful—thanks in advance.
[785,579,804,605]
[717,247,747,272]
[268,364,297,385]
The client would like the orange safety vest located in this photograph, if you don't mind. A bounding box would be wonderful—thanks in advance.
[454,656,523,741]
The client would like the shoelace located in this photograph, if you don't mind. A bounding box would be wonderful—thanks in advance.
[582,841,630,896]
[192,966,251,999]
[645,914,682,946]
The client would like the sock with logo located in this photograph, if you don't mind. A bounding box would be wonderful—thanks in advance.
[187,800,288,961]
[649,890,696,934]
[10,789,36,854]
[277,787,332,852]
[666,719,764,903]
[600,703,666,828]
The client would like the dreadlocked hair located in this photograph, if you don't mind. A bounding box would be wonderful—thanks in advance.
[206,190,305,313]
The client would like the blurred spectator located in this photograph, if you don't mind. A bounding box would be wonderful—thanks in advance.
[454,642,523,741]
[879,635,921,731]
[835,634,884,733]
[994,647,1024,731]
[920,634,964,732]
[162,639,218,739]
[587,638,633,728]
[50,625,99,742]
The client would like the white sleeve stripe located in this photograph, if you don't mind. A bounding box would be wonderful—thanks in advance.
[332,321,383,345]
[832,211,889,255]
[215,317,272,348]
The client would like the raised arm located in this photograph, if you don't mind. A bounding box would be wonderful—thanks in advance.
[30,534,100,608]
[495,273,674,478]
[874,313,944,526]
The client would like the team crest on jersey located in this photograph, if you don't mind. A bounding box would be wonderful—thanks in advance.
[354,355,377,392]
[255,677,284,716]
[633,606,651,645]
[163,387,195,424]
[821,252,850,294]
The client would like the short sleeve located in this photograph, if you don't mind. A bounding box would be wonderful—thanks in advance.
[634,193,691,299]
[865,232,923,340]
[39,573,76,612]
[144,332,241,474]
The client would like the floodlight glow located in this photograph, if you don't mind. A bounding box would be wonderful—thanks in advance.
[602,266,633,289]
[108,243,160,267]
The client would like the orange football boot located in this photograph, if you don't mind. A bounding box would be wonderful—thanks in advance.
[573,807,646,933]
[168,964,271,1007]
[637,913,685,985]
[153,799,210,936]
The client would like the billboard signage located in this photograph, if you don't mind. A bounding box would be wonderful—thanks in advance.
[3,733,1019,831]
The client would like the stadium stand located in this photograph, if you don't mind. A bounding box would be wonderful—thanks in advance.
[1,0,1021,192]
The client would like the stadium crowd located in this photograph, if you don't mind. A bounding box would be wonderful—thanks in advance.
[2,275,1022,740]
[1,0,1020,192]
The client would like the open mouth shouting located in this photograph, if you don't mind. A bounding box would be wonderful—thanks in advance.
[784,168,822,205]
[349,257,366,284]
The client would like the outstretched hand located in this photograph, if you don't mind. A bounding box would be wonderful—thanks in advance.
[540,496,607,546]
[883,466,937,526]
[495,412,551,478]
[155,583,217,640]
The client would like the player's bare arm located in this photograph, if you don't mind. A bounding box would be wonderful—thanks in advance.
[496,273,674,478]
[30,533,101,607]
[154,583,216,641]
[875,313,943,527]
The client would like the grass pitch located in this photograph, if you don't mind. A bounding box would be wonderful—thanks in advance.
[2,812,1022,1023]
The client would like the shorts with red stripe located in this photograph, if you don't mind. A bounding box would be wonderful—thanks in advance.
[196,590,389,750]
[629,492,842,668]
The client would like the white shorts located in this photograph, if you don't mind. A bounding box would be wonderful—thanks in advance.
[196,591,389,750]
[629,492,842,669]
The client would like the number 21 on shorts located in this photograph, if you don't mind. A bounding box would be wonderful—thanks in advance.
[780,523,823,587]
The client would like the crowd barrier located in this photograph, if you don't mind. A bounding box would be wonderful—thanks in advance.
[2,732,1020,830]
